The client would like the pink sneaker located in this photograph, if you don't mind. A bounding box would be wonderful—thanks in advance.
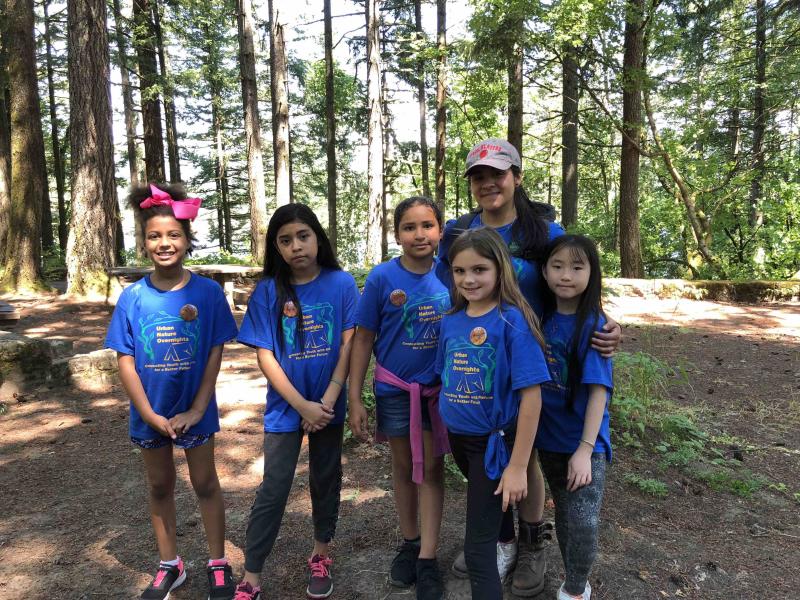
[306,554,334,599]
[141,558,186,600]
[233,580,262,600]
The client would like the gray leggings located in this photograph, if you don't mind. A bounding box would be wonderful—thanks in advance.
[243,425,343,574]
[538,450,607,596]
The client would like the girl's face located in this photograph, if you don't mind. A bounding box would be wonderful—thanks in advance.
[451,247,499,308]
[395,203,441,261]
[469,166,521,213]
[543,245,591,304]
[144,215,189,270]
[275,220,319,272]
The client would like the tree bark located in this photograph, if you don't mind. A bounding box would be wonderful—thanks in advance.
[269,0,291,206]
[43,0,66,252]
[66,0,120,296]
[205,27,230,253]
[507,40,523,155]
[414,0,430,198]
[132,0,165,182]
[1,0,48,291]
[153,0,181,182]
[365,0,383,265]
[434,0,446,213]
[0,6,12,258]
[561,44,579,228]
[238,0,268,262]
[749,0,766,228]
[323,0,337,251]
[618,0,645,278]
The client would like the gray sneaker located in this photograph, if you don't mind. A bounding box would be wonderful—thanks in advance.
[450,541,517,582]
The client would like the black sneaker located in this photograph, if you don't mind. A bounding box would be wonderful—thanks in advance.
[141,558,186,600]
[389,538,420,587]
[307,554,334,599]
[207,562,235,600]
[415,558,443,600]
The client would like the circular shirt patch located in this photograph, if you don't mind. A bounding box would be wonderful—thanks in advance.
[470,326,487,346]
[283,300,298,318]
[179,304,198,321]
[389,289,407,306]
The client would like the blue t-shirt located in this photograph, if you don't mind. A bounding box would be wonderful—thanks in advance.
[434,305,550,436]
[536,312,614,461]
[105,273,239,439]
[356,258,450,397]
[237,268,359,432]
[436,215,564,315]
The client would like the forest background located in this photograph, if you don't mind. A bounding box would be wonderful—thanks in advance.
[1,0,799,297]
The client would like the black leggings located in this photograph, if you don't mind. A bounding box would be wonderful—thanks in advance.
[449,430,515,600]
[243,425,343,574]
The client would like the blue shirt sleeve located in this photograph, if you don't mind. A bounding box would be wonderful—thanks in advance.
[237,281,275,350]
[105,289,134,356]
[580,317,613,390]
[507,310,551,390]
[355,269,380,331]
[342,273,359,331]
[434,316,446,376]
[210,284,239,347]
[548,221,565,240]
[435,219,458,286]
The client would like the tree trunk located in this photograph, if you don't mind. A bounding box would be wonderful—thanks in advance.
[561,44,579,228]
[238,0,268,262]
[207,39,230,253]
[618,0,645,278]
[133,0,165,182]
[1,0,48,291]
[66,0,119,296]
[0,8,12,258]
[434,0,446,212]
[414,0,430,198]
[381,39,392,263]
[153,0,181,182]
[43,0,67,252]
[749,0,766,228]
[269,0,291,206]
[365,0,383,265]
[323,0,337,251]
[507,40,523,155]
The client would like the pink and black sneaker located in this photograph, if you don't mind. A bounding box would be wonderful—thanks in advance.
[233,580,262,600]
[306,554,334,599]
[207,560,235,600]
[141,557,186,600]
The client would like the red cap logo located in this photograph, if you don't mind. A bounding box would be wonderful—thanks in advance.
[479,149,488,158]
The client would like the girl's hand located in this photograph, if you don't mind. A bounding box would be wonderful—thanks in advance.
[299,400,334,430]
[348,400,370,442]
[148,414,177,439]
[567,447,593,492]
[169,409,203,435]
[495,464,528,511]
[590,318,622,358]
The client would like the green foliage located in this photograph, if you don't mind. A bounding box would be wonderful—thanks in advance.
[184,252,254,266]
[623,473,668,497]
[697,469,765,498]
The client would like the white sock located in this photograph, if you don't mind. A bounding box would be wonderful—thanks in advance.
[160,556,180,567]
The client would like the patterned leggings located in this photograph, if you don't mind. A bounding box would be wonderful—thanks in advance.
[539,450,607,596]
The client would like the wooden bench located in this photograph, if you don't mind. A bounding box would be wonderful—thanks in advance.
[108,264,261,308]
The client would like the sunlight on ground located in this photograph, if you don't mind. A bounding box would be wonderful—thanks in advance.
[220,409,255,427]
[89,397,124,409]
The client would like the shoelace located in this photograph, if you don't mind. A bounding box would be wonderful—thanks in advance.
[234,582,259,600]
[309,557,333,578]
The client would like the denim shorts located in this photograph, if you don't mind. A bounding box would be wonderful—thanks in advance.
[130,432,213,450]
[375,392,433,438]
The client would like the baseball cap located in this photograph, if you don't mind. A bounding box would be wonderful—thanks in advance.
[463,138,521,177]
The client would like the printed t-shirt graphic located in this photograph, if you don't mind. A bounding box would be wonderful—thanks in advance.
[536,312,614,461]
[356,258,450,397]
[237,268,359,432]
[104,274,239,438]
[435,305,551,436]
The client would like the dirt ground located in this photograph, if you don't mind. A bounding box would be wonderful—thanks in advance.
[0,291,798,600]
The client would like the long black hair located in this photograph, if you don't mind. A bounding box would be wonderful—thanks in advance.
[128,182,197,254]
[540,234,605,411]
[263,203,340,351]
[508,166,549,263]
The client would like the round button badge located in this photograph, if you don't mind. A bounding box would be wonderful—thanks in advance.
[179,304,198,321]
[389,289,407,306]
[283,300,298,318]
[470,326,487,346]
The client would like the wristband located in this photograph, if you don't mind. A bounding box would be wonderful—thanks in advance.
[330,377,344,388]
[580,439,595,448]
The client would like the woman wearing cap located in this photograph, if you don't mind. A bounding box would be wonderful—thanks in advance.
[437,138,620,598]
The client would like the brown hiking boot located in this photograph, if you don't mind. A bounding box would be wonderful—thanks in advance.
[511,521,553,597]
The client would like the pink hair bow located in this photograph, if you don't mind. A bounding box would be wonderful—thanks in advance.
[139,184,202,221]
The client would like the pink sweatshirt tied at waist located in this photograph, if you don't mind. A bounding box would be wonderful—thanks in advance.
[373,363,451,484]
